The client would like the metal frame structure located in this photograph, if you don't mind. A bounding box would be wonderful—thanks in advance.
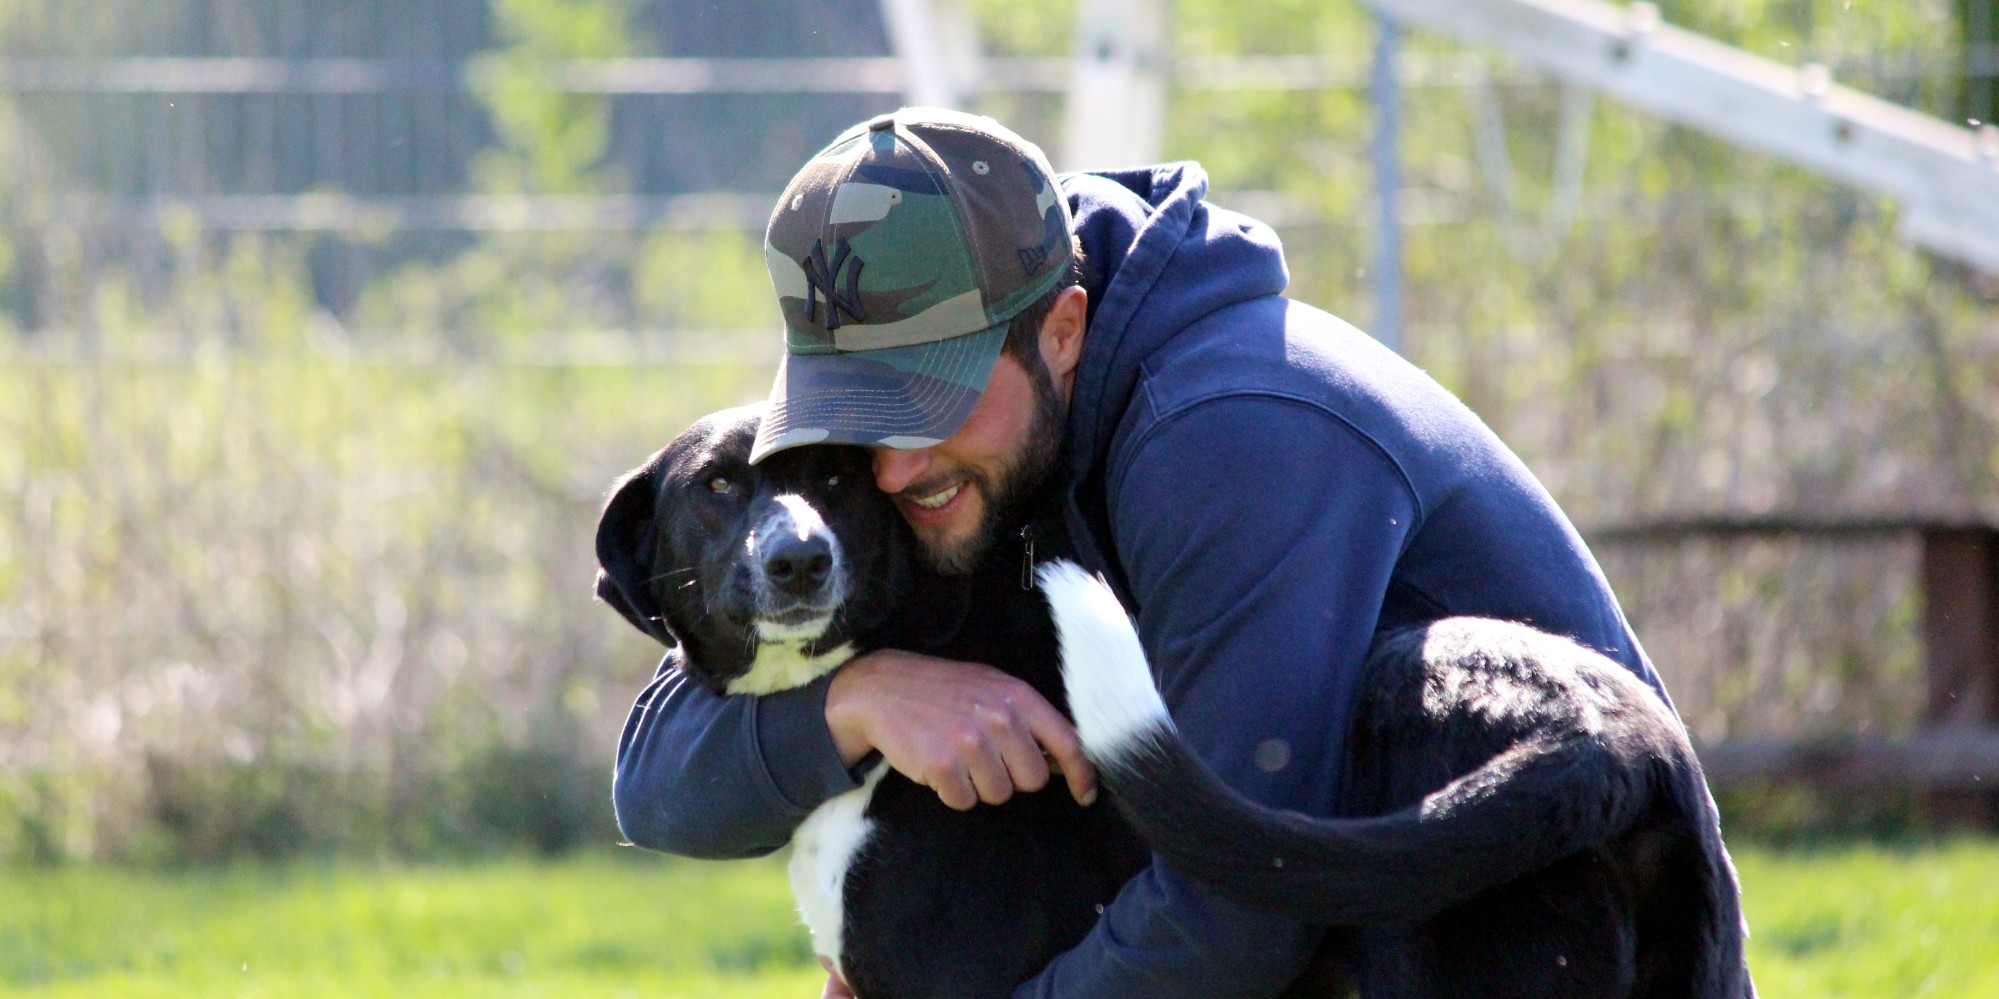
[1368,0,1999,273]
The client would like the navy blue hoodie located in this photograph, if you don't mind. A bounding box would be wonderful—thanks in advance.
[612,162,1670,997]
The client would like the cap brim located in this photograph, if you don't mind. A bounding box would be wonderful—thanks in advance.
[750,324,1006,464]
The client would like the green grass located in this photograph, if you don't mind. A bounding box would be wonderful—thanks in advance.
[1733,839,1999,998]
[3,840,1996,997]
[0,851,821,998]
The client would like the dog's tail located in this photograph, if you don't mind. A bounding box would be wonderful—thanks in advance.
[1036,560,1662,926]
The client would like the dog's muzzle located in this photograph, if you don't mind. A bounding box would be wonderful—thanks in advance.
[750,494,847,639]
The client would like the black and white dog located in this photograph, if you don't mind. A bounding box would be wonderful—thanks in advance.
[594,405,1148,999]
[1039,563,1756,998]
[599,405,1753,998]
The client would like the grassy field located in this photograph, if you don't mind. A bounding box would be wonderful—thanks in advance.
[1732,839,1999,998]
[3,840,1996,998]
[0,851,821,998]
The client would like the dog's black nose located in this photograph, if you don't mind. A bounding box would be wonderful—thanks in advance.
[763,534,834,596]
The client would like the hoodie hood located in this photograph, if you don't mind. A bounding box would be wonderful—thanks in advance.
[1061,163,1290,481]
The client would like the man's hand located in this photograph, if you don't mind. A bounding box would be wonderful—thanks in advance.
[826,648,1099,810]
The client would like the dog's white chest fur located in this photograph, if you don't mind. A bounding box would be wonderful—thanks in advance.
[788,760,889,975]
[726,641,855,696]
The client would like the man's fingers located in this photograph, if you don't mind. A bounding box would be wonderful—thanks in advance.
[983,700,1052,795]
[960,722,1016,806]
[1001,744,1052,794]
[832,650,1102,810]
[931,765,978,811]
[1024,708,1099,806]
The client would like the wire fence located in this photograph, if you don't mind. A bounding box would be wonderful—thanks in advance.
[3,0,1997,859]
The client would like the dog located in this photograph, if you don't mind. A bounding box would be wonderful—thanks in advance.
[1039,561,1756,998]
[594,405,1148,999]
[599,406,1753,998]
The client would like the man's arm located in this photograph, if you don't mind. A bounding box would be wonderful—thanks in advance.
[612,648,861,858]
[614,643,1098,856]
[1018,395,1418,998]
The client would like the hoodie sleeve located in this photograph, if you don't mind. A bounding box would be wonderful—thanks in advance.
[612,648,865,858]
[1016,393,1418,998]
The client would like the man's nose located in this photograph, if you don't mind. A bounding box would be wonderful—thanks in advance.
[872,446,931,495]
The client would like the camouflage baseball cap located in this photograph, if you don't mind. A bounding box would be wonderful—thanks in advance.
[749,107,1074,464]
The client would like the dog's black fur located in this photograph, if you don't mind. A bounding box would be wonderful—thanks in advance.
[1040,563,1756,998]
[595,405,1147,999]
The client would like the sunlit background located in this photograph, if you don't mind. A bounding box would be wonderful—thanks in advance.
[2,1,1997,994]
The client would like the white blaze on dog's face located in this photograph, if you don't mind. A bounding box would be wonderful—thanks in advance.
[750,493,846,642]
[731,492,856,695]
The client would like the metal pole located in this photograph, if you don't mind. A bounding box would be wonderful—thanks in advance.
[1370,14,1404,353]
[1063,0,1169,171]
[880,0,983,110]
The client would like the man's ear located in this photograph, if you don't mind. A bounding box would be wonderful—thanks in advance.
[593,452,677,646]
[1038,285,1089,399]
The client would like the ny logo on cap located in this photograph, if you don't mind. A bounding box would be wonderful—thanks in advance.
[801,237,867,331]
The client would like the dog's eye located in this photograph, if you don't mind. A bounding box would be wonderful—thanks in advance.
[825,474,841,487]
[707,475,733,494]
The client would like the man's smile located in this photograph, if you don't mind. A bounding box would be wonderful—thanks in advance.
[909,483,963,510]
[896,479,976,529]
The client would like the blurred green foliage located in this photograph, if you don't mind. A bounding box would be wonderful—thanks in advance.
[0,340,771,863]
[472,0,639,195]
[0,0,1996,863]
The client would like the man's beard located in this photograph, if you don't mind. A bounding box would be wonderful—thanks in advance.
[919,358,1065,576]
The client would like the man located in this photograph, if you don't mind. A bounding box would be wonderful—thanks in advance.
[613,108,1678,997]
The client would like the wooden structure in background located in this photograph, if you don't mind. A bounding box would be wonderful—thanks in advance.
[1596,519,1999,828]
[1921,527,1999,824]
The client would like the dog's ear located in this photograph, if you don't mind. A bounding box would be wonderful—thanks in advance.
[594,452,677,646]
